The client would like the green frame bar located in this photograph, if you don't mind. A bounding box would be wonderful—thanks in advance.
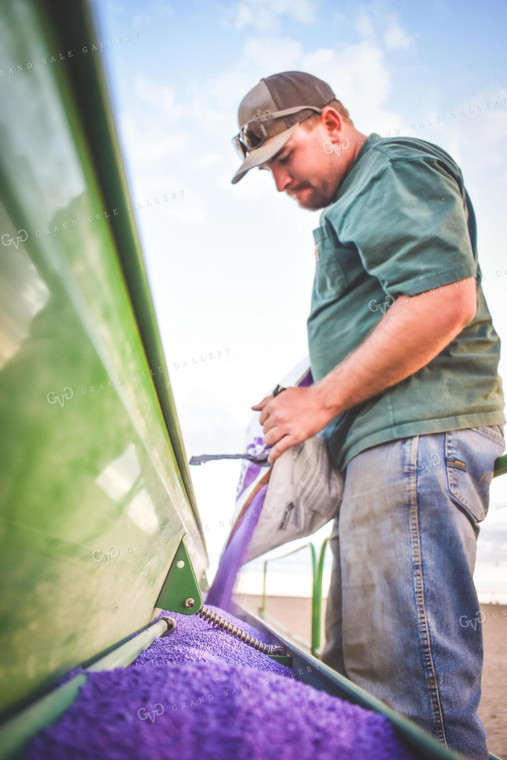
[260,540,329,657]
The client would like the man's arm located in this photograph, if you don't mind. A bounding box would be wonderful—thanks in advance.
[254,277,477,463]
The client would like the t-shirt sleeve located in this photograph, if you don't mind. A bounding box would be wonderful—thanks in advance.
[340,156,478,297]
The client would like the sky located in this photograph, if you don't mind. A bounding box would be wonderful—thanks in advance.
[94,0,507,601]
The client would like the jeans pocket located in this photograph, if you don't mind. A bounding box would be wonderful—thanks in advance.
[474,424,505,446]
[445,427,505,524]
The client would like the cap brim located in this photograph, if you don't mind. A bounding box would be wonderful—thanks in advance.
[230,124,299,184]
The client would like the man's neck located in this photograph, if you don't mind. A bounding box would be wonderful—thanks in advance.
[345,128,369,170]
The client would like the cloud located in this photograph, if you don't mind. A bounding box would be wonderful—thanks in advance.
[420,87,507,261]
[133,74,184,123]
[224,0,317,32]
[354,7,416,51]
[355,10,376,41]
[130,0,175,27]
[444,88,507,167]
[241,36,304,72]
[384,18,414,50]
[303,40,390,106]
[120,112,189,164]
[192,151,224,169]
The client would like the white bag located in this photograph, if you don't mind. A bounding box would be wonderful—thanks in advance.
[241,435,344,563]
[228,359,344,563]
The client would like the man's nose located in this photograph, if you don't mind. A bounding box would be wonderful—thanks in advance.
[270,165,292,193]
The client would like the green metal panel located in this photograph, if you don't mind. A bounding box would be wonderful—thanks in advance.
[0,0,207,717]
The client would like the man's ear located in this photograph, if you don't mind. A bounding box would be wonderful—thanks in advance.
[321,106,343,136]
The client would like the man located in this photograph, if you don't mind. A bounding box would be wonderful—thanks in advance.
[231,71,505,760]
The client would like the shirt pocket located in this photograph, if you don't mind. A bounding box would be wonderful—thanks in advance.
[445,426,505,524]
[312,226,349,301]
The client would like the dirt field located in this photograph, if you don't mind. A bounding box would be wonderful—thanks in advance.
[236,594,506,759]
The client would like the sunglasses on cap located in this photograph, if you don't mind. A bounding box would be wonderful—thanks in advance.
[232,105,323,160]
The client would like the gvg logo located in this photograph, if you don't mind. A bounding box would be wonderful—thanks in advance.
[368,294,395,315]
[47,387,74,408]
[459,610,486,631]
[323,137,351,157]
[1,229,28,249]
[92,545,120,565]
[137,704,164,723]
[416,454,441,473]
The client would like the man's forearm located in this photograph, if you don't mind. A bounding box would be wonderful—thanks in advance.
[313,279,477,419]
[256,277,476,462]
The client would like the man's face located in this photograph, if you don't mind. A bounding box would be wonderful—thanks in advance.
[259,121,349,210]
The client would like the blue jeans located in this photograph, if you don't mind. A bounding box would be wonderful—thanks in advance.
[321,425,505,760]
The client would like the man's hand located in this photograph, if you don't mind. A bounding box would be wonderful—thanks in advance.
[252,386,333,463]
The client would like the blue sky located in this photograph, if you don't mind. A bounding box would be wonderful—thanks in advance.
[95,0,507,600]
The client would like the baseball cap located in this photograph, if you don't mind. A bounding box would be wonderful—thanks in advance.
[231,71,335,184]
[231,71,336,185]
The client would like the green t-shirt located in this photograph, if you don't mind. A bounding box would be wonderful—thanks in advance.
[307,133,505,471]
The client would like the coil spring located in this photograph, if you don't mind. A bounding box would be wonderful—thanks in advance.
[197,605,284,656]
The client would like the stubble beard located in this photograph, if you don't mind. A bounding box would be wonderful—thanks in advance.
[291,186,336,211]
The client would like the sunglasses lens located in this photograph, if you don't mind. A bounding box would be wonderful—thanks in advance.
[232,135,247,160]
[242,120,266,150]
